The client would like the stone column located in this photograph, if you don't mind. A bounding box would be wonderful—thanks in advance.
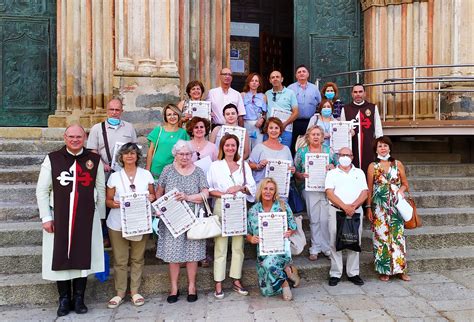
[49,0,114,127]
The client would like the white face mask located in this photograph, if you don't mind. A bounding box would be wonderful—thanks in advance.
[377,154,390,161]
[338,156,352,167]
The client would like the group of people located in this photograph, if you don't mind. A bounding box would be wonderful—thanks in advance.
[36,65,411,318]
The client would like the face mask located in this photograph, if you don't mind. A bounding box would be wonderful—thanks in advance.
[339,156,352,167]
[107,118,120,126]
[377,153,390,161]
[325,92,335,100]
[321,107,332,117]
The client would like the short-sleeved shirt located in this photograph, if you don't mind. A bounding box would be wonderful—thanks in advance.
[87,120,137,165]
[325,165,368,211]
[242,92,267,120]
[207,87,246,125]
[265,87,298,120]
[147,126,189,178]
[249,143,293,186]
[288,82,321,119]
[106,167,154,231]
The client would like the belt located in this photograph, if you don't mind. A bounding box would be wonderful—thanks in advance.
[331,204,344,211]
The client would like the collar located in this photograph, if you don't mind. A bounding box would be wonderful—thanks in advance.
[271,87,285,94]
[336,164,354,173]
[66,148,84,156]
[353,100,365,106]
[297,81,308,89]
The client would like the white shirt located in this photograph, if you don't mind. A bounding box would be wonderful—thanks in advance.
[325,165,368,211]
[207,159,256,202]
[207,87,246,125]
[106,167,154,231]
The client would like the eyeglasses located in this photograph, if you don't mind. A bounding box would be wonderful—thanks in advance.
[272,92,277,102]
[176,152,193,158]
[338,153,353,157]
[129,184,136,192]
[196,151,201,160]
[220,73,232,76]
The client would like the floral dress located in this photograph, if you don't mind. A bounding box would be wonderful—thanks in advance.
[371,161,407,275]
[247,201,297,297]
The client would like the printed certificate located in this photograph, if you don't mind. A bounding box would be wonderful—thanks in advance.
[188,100,211,121]
[221,125,246,160]
[271,107,293,132]
[151,188,197,238]
[120,192,153,238]
[265,159,291,198]
[305,153,329,192]
[330,121,352,153]
[258,212,287,256]
[221,194,247,236]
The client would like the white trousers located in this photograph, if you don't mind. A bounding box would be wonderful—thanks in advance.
[303,190,330,255]
[244,120,264,150]
[328,207,362,278]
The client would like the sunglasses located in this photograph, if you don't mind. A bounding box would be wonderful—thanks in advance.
[196,151,201,160]
[130,184,136,192]
[272,92,277,102]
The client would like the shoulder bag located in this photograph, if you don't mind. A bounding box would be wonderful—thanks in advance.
[403,192,421,229]
[187,193,222,240]
[101,122,113,166]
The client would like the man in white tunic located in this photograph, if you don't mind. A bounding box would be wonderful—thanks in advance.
[36,125,105,317]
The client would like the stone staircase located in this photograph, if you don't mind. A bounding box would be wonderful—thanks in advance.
[0,129,473,306]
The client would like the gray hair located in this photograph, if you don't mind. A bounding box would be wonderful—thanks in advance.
[172,140,195,156]
[116,143,142,167]
[305,124,325,145]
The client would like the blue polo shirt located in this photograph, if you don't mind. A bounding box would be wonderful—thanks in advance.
[288,81,321,119]
[265,87,298,118]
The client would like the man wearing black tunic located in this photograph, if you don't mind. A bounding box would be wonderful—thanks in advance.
[36,125,105,316]
[341,84,383,174]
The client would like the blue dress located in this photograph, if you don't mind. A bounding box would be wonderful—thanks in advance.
[247,201,297,296]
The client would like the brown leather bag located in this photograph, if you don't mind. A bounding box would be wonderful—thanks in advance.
[403,193,422,229]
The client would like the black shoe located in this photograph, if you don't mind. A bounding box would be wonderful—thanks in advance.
[57,297,71,317]
[56,280,71,317]
[348,275,364,286]
[328,277,340,286]
[187,293,198,302]
[167,290,180,304]
[72,277,88,314]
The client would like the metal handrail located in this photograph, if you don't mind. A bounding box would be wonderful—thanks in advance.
[315,64,474,122]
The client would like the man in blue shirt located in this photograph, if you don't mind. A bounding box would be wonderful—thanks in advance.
[265,70,299,148]
[288,65,322,153]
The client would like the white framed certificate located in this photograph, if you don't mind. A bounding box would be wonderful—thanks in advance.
[221,125,246,160]
[330,121,352,153]
[111,142,143,172]
[188,100,211,121]
[151,188,197,238]
[221,194,247,236]
[271,107,293,132]
[120,192,153,238]
[305,153,329,192]
[258,212,287,256]
[265,159,291,198]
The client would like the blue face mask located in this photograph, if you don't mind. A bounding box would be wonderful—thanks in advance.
[321,107,332,117]
[107,118,120,126]
[325,92,335,100]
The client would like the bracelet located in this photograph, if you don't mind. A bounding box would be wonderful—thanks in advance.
[364,204,371,209]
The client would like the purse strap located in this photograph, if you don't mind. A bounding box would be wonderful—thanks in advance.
[101,122,113,165]
[242,161,247,187]
[200,192,212,215]
[152,126,163,160]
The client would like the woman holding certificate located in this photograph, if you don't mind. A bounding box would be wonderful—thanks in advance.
[209,103,250,160]
[105,143,156,308]
[155,140,209,303]
[177,80,205,124]
[366,136,411,282]
[246,178,299,301]
[146,104,189,180]
[294,125,335,261]
[207,133,256,299]
[186,116,218,165]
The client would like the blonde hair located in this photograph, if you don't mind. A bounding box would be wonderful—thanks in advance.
[255,177,286,211]
[304,125,325,146]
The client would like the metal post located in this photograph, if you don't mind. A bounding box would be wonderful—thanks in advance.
[383,82,387,122]
[412,67,417,121]
[356,72,360,83]
[438,81,441,120]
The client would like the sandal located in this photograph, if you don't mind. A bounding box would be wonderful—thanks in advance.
[399,274,411,281]
[232,280,249,296]
[214,282,224,299]
[282,286,293,301]
[107,295,124,309]
[131,294,145,307]
[287,265,301,288]
[379,275,390,282]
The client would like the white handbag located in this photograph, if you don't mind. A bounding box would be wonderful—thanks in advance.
[289,215,306,255]
[187,193,222,240]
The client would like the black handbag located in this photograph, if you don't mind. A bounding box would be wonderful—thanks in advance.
[336,211,361,252]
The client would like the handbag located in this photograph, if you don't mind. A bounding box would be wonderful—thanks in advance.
[187,193,222,240]
[288,181,305,213]
[404,193,421,229]
[289,215,306,255]
[335,211,361,252]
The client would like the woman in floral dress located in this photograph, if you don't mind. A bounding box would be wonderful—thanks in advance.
[246,177,300,300]
[366,136,411,282]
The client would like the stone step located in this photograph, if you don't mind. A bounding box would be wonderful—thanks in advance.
[0,155,46,167]
[397,153,461,164]
[0,140,63,154]
[0,203,38,222]
[409,176,474,191]
[2,223,473,273]
[393,140,451,153]
[0,245,472,306]
[412,190,474,208]
[0,127,65,140]
[0,167,39,184]
[405,163,474,177]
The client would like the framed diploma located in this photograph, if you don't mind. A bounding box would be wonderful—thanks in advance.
[271,107,293,132]
[221,194,247,236]
[265,159,291,198]
[188,100,211,121]
[258,212,287,256]
[305,153,329,192]
[151,188,197,238]
[120,192,153,238]
[221,125,246,160]
[330,121,352,153]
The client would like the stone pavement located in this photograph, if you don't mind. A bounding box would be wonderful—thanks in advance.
[0,269,473,322]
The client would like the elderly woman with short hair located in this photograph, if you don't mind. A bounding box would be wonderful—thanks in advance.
[155,140,209,303]
[105,143,156,308]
